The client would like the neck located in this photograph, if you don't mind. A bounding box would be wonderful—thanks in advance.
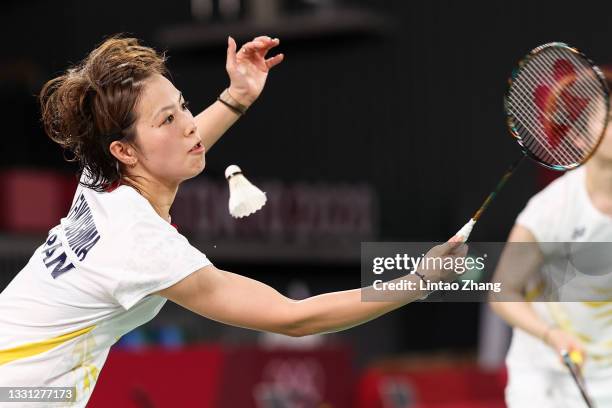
[585,156,612,198]
[123,175,178,223]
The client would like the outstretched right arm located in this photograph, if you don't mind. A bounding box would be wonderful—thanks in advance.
[157,242,465,337]
[157,265,422,337]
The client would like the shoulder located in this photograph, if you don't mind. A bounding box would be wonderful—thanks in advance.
[515,167,584,242]
[80,184,165,230]
[520,167,584,217]
[529,167,582,206]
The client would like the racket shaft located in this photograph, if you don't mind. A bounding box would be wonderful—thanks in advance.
[568,369,595,408]
[455,157,524,242]
[563,354,596,408]
[472,157,524,221]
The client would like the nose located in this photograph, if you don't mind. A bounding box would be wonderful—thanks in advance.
[184,120,197,138]
[180,107,197,137]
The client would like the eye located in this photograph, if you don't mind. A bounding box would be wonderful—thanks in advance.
[163,114,175,125]
[181,100,190,111]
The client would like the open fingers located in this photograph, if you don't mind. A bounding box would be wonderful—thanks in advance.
[226,36,238,70]
[240,37,280,57]
[253,35,272,42]
[265,53,284,69]
[253,36,279,50]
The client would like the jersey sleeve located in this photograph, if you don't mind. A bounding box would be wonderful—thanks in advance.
[516,195,556,243]
[515,176,567,254]
[111,219,212,310]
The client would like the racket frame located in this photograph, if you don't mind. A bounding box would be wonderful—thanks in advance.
[504,42,610,171]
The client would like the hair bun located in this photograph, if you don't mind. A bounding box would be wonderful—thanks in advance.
[39,35,167,192]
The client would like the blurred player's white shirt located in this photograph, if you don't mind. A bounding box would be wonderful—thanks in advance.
[506,165,612,407]
[0,180,211,407]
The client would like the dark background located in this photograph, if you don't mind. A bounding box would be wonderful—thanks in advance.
[1,0,607,366]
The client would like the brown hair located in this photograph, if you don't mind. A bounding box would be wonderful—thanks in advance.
[40,35,168,192]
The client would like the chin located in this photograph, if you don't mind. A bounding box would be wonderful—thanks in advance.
[186,162,206,180]
[174,156,206,182]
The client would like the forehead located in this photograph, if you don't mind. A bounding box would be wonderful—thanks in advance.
[136,74,179,119]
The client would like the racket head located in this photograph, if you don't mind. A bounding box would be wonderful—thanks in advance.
[505,42,610,171]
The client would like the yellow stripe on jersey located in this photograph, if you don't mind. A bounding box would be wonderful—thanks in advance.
[582,302,610,308]
[594,307,612,319]
[525,280,545,302]
[0,325,95,366]
[589,283,612,295]
[575,332,593,344]
[590,353,612,363]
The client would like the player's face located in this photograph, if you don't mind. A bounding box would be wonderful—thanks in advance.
[131,74,205,184]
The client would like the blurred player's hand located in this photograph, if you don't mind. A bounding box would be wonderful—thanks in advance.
[225,35,284,107]
[544,327,587,368]
[419,239,469,283]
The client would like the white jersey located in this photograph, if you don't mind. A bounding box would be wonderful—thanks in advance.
[0,181,211,407]
[505,166,612,407]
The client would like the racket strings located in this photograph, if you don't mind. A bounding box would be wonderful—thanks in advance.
[509,93,578,166]
[513,51,603,163]
[534,49,605,154]
[533,48,603,141]
[509,85,581,166]
[538,48,604,141]
[509,91,578,164]
[506,45,607,169]
[510,84,588,165]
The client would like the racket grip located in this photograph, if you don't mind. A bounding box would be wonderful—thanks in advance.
[455,219,476,242]
[561,349,584,366]
[570,350,584,366]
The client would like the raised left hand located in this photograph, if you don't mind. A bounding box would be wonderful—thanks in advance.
[225,35,284,107]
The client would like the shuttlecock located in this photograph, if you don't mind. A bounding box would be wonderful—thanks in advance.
[225,164,267,218]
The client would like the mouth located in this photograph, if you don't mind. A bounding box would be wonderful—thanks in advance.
[188,141,205,153]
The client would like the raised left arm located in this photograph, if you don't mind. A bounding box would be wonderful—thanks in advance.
[195,35,284,151]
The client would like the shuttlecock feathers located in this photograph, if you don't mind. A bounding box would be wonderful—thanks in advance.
[225,165,267,218]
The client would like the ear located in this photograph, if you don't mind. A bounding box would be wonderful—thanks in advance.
[109,141,138,167]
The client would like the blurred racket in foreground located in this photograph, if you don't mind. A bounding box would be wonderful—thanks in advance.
[455,43,610,241]
[562,350,596,408]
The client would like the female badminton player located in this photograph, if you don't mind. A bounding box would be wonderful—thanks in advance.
[491,75,612,406]
[0,35,465,406]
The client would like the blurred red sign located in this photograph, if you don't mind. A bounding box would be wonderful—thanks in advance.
[90,344,353,408]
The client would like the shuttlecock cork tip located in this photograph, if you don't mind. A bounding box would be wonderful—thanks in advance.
[225,164,242,179]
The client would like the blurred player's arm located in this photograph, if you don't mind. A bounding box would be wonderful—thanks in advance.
[489,225,584,357]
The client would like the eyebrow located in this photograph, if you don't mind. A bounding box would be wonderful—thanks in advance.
[153,92,183,120]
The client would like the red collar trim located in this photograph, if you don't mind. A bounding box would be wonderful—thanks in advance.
[105,180,121,193]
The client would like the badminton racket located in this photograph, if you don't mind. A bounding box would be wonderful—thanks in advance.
[562,350,596,408]
[455,42,610,241]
